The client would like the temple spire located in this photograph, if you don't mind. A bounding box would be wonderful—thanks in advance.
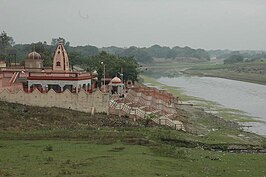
[52,41,69,71]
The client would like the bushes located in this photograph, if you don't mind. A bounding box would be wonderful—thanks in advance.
[43,144,53,151]
[151,145,187,159]
[224,55,244,64]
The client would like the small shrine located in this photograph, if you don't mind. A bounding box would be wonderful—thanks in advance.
[25,51,43,69]
[108,76,124,96]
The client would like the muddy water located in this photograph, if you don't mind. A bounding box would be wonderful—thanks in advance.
[157,76,266,136]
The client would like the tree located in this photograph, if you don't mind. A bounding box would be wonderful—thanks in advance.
[121,46,153,64]
[0,31,14,49]
[84,51,139,87]
[32,42,53,67]
[68,45,98,57]
[0,31,15,62]
[224,55,244,64]
[51,37,68,46]
[138,113,156,127]
[68,51,83,66]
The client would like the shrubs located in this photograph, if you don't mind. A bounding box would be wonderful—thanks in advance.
[262,139,266,148]
[43,144,53,151]
[224,55,244,64]
[151,145,187,159]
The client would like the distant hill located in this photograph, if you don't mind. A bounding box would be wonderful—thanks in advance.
[101,45,210,64]
[208,49,266,61]
[10,43,210,65]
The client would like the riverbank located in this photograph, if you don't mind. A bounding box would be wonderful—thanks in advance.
[0,101,266,177]
[182,61,266,85]
[141,75,261,124]
[143,61,266,85]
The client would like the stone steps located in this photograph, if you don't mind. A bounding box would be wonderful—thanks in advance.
[109,100,185,131]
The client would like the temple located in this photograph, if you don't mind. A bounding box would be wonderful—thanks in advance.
[0,41,97,93]
[26,42,93,93]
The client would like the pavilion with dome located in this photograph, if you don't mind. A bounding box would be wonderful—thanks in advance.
[108,76,124,96]
[25,51,43,69]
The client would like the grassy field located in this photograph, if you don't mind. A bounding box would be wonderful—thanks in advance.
[0,101,266,177]
[1,140,266,177]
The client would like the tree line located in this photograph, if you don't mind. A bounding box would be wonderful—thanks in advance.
[0,32,139,83]
[0,31,214,81]
[102,44,210,63]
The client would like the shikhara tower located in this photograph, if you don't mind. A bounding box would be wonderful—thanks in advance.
[52,41,70,71]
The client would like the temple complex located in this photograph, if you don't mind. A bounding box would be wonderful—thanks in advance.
[0,41,184,131]
[0,41,96,93]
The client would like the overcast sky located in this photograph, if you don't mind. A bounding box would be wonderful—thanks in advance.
[0,0,265,50]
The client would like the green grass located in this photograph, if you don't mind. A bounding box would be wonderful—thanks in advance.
[194,101,259,123]
[0,139,266,177]
[0,99,266,177]
[0,126,266,177]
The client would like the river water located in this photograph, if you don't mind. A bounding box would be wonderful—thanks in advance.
[157,76,266,136]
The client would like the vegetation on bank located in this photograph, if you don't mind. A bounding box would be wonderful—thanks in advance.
[1,100,266,177]
[183,61,266,85]
[141,60,266,85]
[224,55,244,64]
[84,51,139,83]
[208,49,266,61]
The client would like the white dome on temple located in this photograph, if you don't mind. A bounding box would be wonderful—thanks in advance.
[27,51,41,60]
[110,76,122,84]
